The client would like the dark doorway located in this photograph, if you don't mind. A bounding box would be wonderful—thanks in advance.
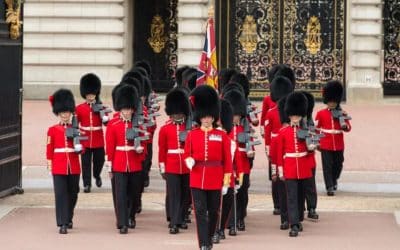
[0,2,23,197]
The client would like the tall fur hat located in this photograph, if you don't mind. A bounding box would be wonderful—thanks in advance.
[51,89,75,115]
[223,89,247,117]
[182,67,197,90]
[230,73,250,98]
[122,77,143,97]
[277,96,289,124]
[219,68,238,91]
[284,92,308,117]
[134,66,149,78]
[268,64,296,86]
[220,99,234,133]
[175,66,190,86]
[165,88,190,116]
[122,69,144,86]
[114,84,139,111]
[299,91,315,120]
[270,76,294,102]
[190,85,220,124]
[142,77,152,97]
[322,80,343,104]
[134,60,152,76]
[80,73,101,99]
[111,83,124,109]
[186,71,197,91]
[221,82,245,97]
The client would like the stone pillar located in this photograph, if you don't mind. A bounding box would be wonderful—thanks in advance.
[23,0,127,99]
[346,0,384,104]
[177,0,209,67]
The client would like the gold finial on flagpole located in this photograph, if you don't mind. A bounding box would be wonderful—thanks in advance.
[208,4,214,19]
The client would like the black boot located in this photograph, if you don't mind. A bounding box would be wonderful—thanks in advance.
[212,233,220,244]
[298,222,303,232]
[273,208,281,215]
[59,225,68,234]
[228,227,237,236]
[280,221,289,230]
[119,226,128,234]
[218,229,226,240]
[95,177,102,188]
[237,219,245,231]
[327,187,335,196]
[307,209,319,220]
[83,185,91,193]
[289,225,299,237]
[128,218,136,229]
[169,225,179,234]
[67,221,73,229]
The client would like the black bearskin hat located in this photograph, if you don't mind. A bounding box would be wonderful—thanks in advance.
[51,89,75,115]
[134,60,152,76]
[190,85,220,124]
[218,68,238,91]
[114,84,139,111]
[268,64,296,86]
[299,91,315,120]
[111,83,124,109]
[142,77,152,97]
[175,66,190,86]
[322,80,343,104]
[220,99,234,133]
[221,82,245,97]
[284,92,308,117]
[230,73,250,98]
[122,70,144,86]
[186,71,197,91]
[277,96,289,124]
[135,66,149,78]
[165,88,190,117]
[182,67,197,90]
[270,76,294,102]
[80,73,101,99]
[121,77,143,97]
[223,89,247,117]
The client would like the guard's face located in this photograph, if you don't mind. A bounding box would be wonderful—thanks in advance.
[200,116,214,128]
[171,113,185,121]
[86,94,96,103]
[233,115,241,124]
[289,115,302,125]
[121,108,134,119]
[58,111,72,123]
[327,101,338,109]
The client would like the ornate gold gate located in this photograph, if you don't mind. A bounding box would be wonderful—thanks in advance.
[216,0,346,99]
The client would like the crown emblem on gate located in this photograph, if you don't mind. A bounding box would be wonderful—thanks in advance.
[239,15,258,54]
[304,16,322,55]
[148,15,167,53]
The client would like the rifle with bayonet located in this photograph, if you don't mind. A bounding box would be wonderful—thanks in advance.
[66,115,88,153]
[330,106,351,130]
[92,102,112,124]
[126,101,149,150]
[179,112,193,143]
[246,100,261,125]
[237,117,262,155]
[296,118,324,151]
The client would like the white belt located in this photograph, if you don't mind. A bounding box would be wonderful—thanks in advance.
[271,133,278,138]
[238,147,247,152]
[167,149,184,154]
[116,146,135,151]
[80,126,102,131]
[54,148,75,153]
[284,152,308,158]
[320,128,342,134]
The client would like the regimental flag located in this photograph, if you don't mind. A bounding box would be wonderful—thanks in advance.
[196,17,218,89]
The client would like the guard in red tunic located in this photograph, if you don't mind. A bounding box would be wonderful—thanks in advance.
[158,88,191,234]
[105,84,144,234]
[46,89,81,234]
[276,92,314,237]
[184,85,233,250]
[315,81,351,196]
[75,73,109,193]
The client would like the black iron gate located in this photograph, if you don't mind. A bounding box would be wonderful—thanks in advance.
[383,0,400,95]
[133,0,178,92]
[0,2,23,197]
[216,0,346,99]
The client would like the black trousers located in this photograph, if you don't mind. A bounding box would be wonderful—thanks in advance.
[321,150,344,190]
[276,179,288,223]
[81,147,105,187]
[236,174,250,221]
[269,161,280,209]
[191,188,221,247]
[142,143,153,184]
[114,172,142,228]
[286,178,313,226]
[53,174,80,226]
[166,173,190,226]
[219,187,234,230]
[305,168,318,211]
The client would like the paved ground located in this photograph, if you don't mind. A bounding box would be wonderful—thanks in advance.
[0,100,399,249]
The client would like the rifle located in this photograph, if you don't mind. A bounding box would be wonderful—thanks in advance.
[296,118,324,151]
[125,101,149,150]
[237,117,262,154]
[178,114,193,143]
[246,101,261,125]
[331,106,351,130]
[66,115,88,152]
[147,92,162,112]
[92,102,112,124]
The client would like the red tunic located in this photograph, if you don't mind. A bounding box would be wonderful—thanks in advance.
[105,117,145,173]
[184,128,233,190]
[75,102,105,148]
[260,95,276,127]
[158,121,189,174]
[276,126,313,179]
[229,125,251,174]
[46,124,81,175]
[315,108,351,151]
